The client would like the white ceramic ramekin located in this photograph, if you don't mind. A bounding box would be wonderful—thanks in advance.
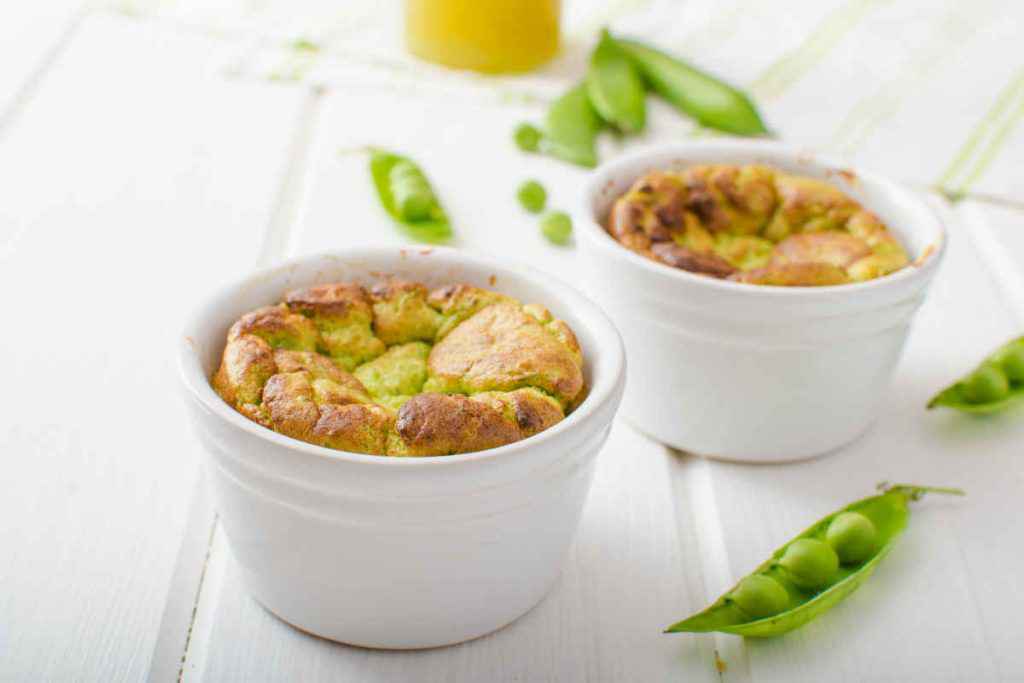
[578,141,945,463]
[178,248,625,649]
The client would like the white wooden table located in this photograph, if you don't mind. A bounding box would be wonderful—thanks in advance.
[2,2,1023,681]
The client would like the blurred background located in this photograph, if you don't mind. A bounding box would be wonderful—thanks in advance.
[9,0,1024,193]
[8,0,1019,198]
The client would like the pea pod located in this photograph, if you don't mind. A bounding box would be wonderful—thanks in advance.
[540,83,603,168]
[614,36,768,136]
[368,150,452,243]
[928,336,1024,413]
[665,484,964,638]
[586,29,646,133]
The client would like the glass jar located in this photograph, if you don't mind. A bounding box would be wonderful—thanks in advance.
[405,0,560,74]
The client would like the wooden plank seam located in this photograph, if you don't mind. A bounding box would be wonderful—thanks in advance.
[0,4,86,138]
[166,84,327,682]
[958,201,1024,325]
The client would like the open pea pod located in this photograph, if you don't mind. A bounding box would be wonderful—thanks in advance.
[368,149,452,244]
[928,336,1024,413]
[666,484,964,638]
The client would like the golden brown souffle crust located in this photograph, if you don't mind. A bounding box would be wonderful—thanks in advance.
[211,281,585,457]
[606,164,910,286]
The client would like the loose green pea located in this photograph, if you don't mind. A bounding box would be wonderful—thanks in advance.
[962,365,1010,404]
[540,211,573,245]
[778,538,838,589]
[517,180,547,214]
[729,575,789,620]
[1000,345,1024,383]
[513,123,543,153]
[826,512,878,565]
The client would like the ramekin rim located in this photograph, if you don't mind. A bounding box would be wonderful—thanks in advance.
[178,246,626,468]
[578,139,947,298]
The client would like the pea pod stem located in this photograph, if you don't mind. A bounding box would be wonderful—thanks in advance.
[878,483,965,502]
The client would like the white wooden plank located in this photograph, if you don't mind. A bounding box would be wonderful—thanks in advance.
[0,14,305,681]
[959,201,1024,324]
[149,82,323,683]
[967,117,1024,201]
[192,424,718,683]
[669,196,1024,682]
[0,2,83,123]
[670,455,755,682]
[148,475,217,683]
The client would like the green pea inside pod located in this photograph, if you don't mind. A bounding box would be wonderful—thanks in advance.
[729,574,789,620]
[778,538,839,589]
[388,160,436,222]
[962,365,1010,404]
[1000,345,1024,383]
[826,512,878,565]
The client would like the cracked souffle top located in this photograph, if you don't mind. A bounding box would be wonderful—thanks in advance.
[212,281,585,456]
[607,164,910,286]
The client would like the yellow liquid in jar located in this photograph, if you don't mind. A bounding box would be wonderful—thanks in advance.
[405,0,560,74]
